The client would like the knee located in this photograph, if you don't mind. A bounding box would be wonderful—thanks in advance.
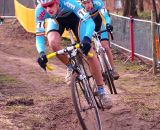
[48,36,60,50]
[102,41,110,50]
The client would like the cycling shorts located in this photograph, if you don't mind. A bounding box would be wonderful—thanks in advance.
[47,13,80,42]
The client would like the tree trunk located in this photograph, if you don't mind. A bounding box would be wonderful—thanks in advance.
[138,0,144,12]
[123,0,130,16]
[123,0,138,17]
[151,0,159,22]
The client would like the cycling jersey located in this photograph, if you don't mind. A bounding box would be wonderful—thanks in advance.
[35,0,95,54]
[81,0,111,41]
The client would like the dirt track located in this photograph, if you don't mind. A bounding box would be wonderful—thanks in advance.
[0,20,160,130]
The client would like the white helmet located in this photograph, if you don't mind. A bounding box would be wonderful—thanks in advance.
[38,0,59,6]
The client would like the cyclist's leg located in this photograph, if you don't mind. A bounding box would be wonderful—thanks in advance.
[87,47,112,109]
[101,24,119,79]
[101,40,114,68]
[47,18,69,65]
[79,19,112,109]
[101,24,114,69]
[87,47,104,86]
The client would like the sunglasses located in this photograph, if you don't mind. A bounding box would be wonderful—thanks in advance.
[42,2,56,9]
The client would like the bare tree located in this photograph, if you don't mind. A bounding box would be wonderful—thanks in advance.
[123,0,138,17]
[151,0,159,22]
[138,0,144,12]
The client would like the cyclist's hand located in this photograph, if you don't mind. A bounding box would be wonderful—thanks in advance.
[37,52,48,70]
[106,24,113,32]
[81,36,91,56]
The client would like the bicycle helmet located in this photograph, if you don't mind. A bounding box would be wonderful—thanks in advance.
[81,0,88,2]
[38,0,59,6]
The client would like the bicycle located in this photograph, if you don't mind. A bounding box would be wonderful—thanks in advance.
[92,29,117,94]
[66,28,117,110]
[46,43,102,130]
[67,28,117,95]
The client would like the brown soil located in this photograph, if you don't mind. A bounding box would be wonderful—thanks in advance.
[0,20,160,130]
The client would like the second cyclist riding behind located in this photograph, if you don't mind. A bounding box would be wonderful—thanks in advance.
[81,0,120,80]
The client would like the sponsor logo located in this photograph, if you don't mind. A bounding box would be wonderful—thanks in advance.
[37,10,46,20]
[64,1,75,10]
[94,1,101,6]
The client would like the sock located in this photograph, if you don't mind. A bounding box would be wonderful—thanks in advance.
[98,86,105,93]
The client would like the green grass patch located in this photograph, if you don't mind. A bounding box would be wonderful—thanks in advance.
[42,75,65,84]
[5,105,27,113]
[138,11,151,20]
[0,74,18,84]
[22,114,45,128]
[35,94,57,102]
[122,95,160,114]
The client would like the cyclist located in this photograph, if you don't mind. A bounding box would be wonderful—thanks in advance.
[36,0,112,109]
[80,0,120,80]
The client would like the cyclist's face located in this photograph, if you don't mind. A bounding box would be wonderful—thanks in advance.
[42,2,59,16]
[82,0,93,11]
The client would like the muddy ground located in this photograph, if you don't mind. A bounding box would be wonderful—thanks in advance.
[0,20,160,130]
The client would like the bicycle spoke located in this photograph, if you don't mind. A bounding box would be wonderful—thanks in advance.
[71,74,102,130]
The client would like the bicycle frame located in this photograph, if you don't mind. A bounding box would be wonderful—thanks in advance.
[92,31,112,71]
[92,30,117,94]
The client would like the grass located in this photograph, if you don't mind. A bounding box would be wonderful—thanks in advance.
[5,105,27,114]
[34,94,57,102]
[0,74,18,85]
[138,11,151,20]
[122,94,160,117]
[120,62,148,72]
[22,114,46,128]
[42,75,65,84]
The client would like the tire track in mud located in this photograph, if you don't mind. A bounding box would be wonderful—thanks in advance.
[1,21,160,129]
[0,50,82,129]
[0,49,133,130]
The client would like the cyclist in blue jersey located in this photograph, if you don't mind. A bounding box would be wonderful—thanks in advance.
[36,0,112,109]
[80,0,120,80]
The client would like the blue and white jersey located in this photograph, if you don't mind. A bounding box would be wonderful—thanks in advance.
[35,0,95,54]
[81,0,111,24]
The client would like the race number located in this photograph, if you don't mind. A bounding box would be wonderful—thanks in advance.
[77,8,88,19]
[37,21,45,29]
[100,7,108,14]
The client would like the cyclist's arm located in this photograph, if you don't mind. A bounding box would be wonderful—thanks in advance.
[63,0,95,39]
[93,0,111,25]
[35,5,48,54]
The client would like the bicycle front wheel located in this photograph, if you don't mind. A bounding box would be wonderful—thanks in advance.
[71,73,102,130]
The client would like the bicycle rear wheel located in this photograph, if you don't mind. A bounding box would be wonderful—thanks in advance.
[71,73,102,130]
[99,49,117,94]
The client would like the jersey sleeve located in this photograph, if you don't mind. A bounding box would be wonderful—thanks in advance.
[94,0,111,24]
[35,5,47,54]
[63,0,95,39]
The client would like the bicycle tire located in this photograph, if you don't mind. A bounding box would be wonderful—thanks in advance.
[77,54,104,110]
[98,49,117,94]
[71,73,102,130]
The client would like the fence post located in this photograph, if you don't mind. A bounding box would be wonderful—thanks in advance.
[151,10,157,74]
[130,16,134,63]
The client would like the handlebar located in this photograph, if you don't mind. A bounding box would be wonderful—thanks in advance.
[46,44,93,71]
[93,29,114,40]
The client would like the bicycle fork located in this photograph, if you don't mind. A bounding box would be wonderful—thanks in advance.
[76,67,94,107]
